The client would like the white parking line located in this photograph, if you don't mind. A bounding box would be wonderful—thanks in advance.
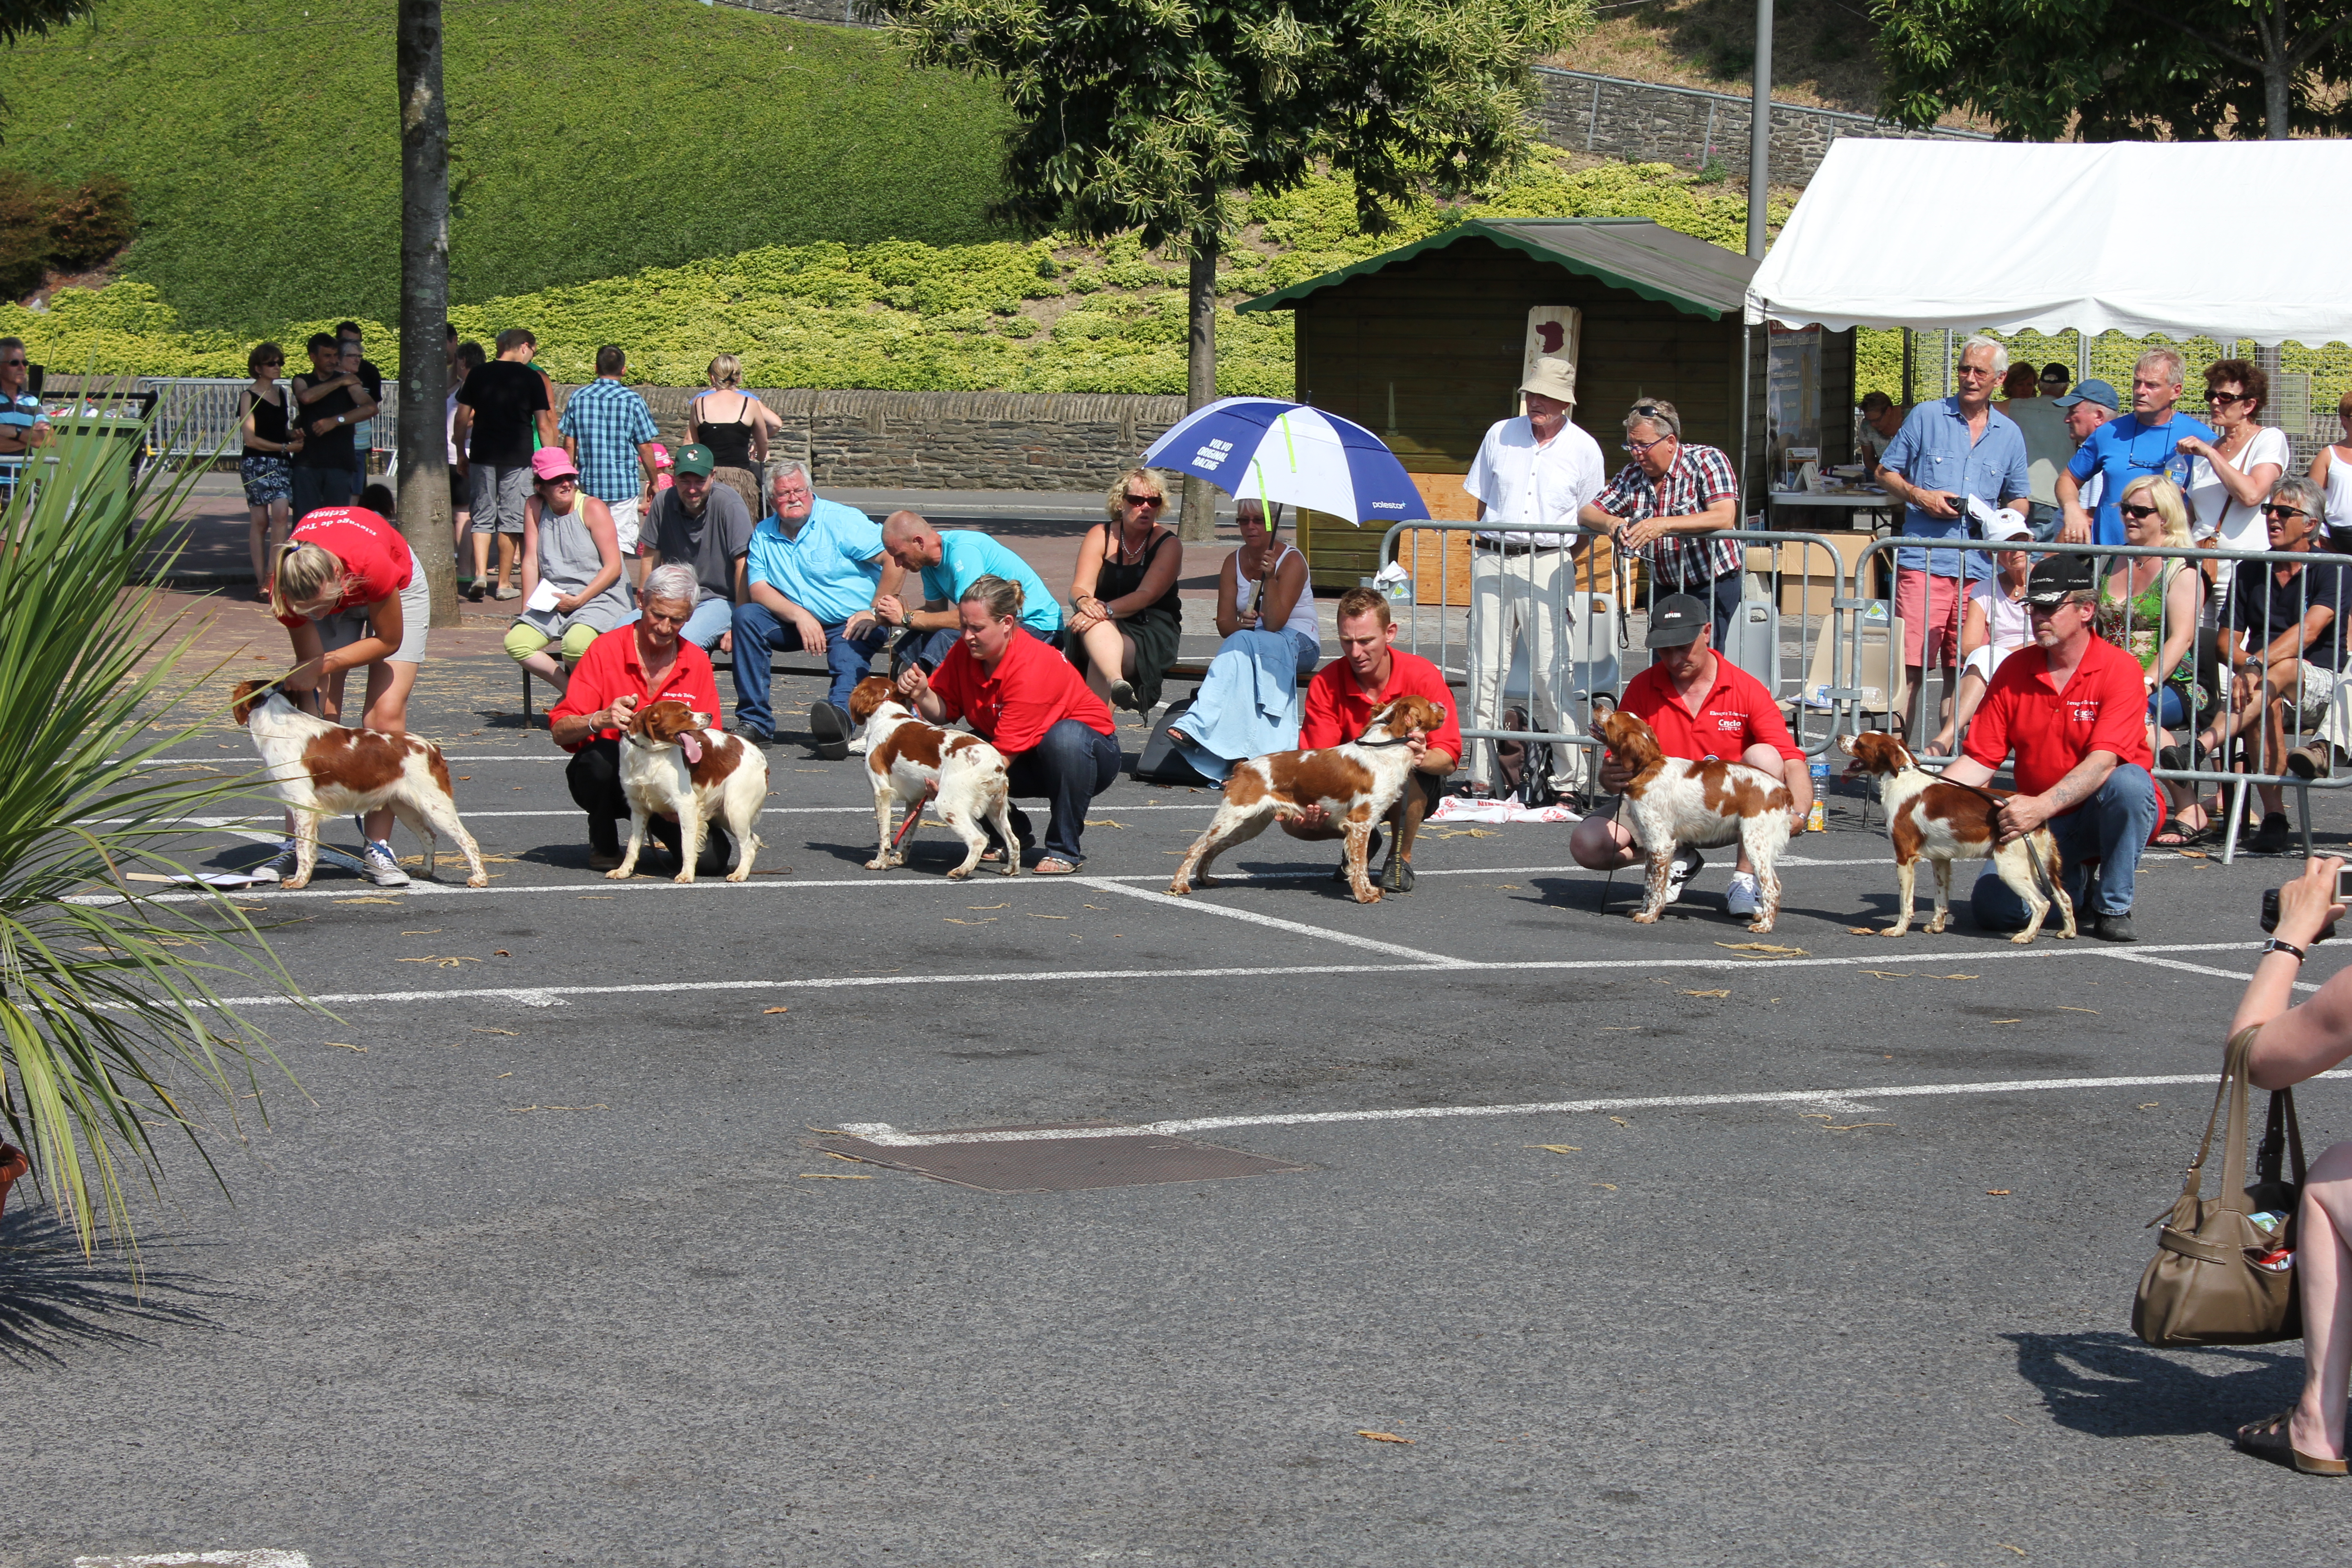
[1080,875,1478,967]
[831,1067,2352,1147]
[74,1553,310,1568]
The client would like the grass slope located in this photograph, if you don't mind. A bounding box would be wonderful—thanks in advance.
[1,154,1791,395]
[0,0,1016,331]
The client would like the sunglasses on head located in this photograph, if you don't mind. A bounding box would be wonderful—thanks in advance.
[2118,503,2161,520]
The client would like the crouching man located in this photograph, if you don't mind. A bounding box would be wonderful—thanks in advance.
[1940,555,2160,942]
[1569,593,1812,917]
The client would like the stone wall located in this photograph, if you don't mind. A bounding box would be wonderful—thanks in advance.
[576,386,1192,492]
[1530,66,1989,188]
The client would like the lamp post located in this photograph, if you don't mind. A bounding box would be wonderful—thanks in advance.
[1746,0,1772,260]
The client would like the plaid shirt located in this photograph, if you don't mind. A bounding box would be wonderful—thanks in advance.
[556,378,659,503]
[1592,442,1743,591]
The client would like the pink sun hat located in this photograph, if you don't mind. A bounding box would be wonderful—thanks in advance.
[529,446,579,482]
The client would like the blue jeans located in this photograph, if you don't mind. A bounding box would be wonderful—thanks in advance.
[2026,501,2061,543]
[290,465,352,523]
[681,596,733,651]
[1972,763,2161,924]
[997,718,1121,865]
[2147,682,2186,729]
[730,601,888,732]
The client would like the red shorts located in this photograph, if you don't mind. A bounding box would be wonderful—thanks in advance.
[1896,569,1965,667]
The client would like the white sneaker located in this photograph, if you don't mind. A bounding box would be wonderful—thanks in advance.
[1661,848,1702,905]
[358,839,412,887]
[1725,871,1761,918]
[255,840,299,881]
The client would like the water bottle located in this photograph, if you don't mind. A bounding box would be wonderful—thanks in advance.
[1808,758,1829,832]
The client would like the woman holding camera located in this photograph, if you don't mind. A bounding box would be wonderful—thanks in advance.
[2234,856,2352,1473]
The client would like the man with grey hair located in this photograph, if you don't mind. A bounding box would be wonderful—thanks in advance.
[2058,346,2214,548]
[548,564,735,872]
[1874,334,2032,749]
[1578,397,1744,647]
[731,462,891,755]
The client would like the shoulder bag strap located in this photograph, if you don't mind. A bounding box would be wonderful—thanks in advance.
[2177,1026,2260,1205]
[2218,1024,2261,1213]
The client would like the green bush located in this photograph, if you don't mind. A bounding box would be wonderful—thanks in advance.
[0,0,1017,332]
[0,168,135,299]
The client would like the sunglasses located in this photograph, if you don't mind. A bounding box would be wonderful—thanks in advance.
[1630,403,1664,418]
[2265,505,2310,520]
[2118,503,2161,520]
[0,358,24,368]
[1624,436,1669,455]
[2211,391,2257,407]
[1124,493,1164,507]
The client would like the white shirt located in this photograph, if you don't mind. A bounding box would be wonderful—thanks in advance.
[1463,415,1606,545]
[2189,424,2292,553]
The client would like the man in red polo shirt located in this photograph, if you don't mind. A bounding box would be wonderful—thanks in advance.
[1284,587,1461,892]
[549,564,728,872]
[1941,554,2160,942]
[1571,592,1812,917]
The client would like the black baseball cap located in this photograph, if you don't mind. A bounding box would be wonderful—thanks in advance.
[1646,593,1710,647]
[2025,554,2095,606]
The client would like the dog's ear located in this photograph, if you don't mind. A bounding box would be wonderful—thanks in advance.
[628,703,659,736]
[230,680,264,727]
[848,676,893,723]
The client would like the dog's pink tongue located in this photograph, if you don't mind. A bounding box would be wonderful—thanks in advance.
[681,732,704,764]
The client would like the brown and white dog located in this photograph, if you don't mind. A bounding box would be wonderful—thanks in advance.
[609,699,768,882]
[845,676,1017,879]
[1598,708,1792,933]
[1166,694,1449,905]
[230,679,489,891]
[1838,730,2076,944]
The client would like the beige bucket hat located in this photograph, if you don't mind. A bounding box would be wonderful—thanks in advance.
[1520,356,1578,406]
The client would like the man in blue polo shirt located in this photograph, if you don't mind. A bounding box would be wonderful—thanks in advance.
[731,463,892,756]
[874,509,1063,670]
[1873,334,2032,745]
[0,337,51,499]
[2058,347,2215,547]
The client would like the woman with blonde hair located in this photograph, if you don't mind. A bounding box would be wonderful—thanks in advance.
[689,353,784,519]
[2099,473,2208,843]
[1066,466,1183,711]
[260,495,433,886]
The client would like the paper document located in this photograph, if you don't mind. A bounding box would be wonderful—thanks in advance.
[525,580,562,614]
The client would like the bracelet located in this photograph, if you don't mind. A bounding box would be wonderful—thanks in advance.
[2264,938,2308,963]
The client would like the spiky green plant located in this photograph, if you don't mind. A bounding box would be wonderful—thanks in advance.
[0,411,313,1254]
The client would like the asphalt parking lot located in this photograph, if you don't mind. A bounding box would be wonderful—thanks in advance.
[9,659,2352,1567]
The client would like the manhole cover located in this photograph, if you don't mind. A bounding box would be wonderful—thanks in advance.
[816,1123,1306,1193]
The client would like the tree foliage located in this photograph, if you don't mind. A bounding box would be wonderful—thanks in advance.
[0,0,85,49]
[1874,0,2352,141]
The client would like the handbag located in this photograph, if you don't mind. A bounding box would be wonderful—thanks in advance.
[2132,1024,2307,1347]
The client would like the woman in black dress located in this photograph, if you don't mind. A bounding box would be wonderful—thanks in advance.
[1067,466,1184,712]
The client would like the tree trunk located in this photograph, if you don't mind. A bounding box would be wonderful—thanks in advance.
[2264,54,2291,139]
[1179,230,1220,543]
[397,0,456,626]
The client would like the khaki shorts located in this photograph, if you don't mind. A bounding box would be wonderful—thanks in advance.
[316,547,430,665]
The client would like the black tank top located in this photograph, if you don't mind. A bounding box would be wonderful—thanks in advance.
[1095,526,1181,622]
[696,395,756,470]
[243,387,289,456]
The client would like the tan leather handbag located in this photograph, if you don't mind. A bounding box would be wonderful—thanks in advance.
[2134,1026,2306,1347]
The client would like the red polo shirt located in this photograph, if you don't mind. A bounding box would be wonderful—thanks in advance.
[1300,647,1463,760]
[272,507,414,627]
[1963,633,2154,796]
[1621,655,1803,764]
[549,623,723,752]
[928,627,1112,755]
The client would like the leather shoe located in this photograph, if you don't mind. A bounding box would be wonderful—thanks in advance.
[2089,911,2137,942]
[808,701,852,761]
[2288,741,2335,780]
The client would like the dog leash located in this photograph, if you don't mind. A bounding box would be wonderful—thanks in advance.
[892,783,938,853]
[1927,770,2062,902]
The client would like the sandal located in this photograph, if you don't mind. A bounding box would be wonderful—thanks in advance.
[2153,815,2210,849]
[1033,856,1080,875]
[2236,1411,2349,1476]
[2251,811,2295,854]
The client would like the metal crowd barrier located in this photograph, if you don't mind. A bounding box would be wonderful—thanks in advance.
[126,377,396,467]
[1845,534,2352,864]
[1372,521,1854,799]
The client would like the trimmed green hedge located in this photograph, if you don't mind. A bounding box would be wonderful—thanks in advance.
[1,155,1789,396]
[0,0,1016,331]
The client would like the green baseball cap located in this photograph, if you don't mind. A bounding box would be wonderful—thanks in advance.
[671,443,716,478]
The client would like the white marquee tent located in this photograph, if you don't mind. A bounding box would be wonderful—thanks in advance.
[1746,139,2352,347]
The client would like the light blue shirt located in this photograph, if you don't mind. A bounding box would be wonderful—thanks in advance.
[1878,397,2032,580]
[746,497,886,627]
[2065,411,2215,548]
[921,529,1063,635]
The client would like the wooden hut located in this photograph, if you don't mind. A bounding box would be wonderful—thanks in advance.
[1236,217,1856,593]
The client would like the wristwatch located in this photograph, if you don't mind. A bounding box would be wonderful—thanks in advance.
[2264,937,2308,963]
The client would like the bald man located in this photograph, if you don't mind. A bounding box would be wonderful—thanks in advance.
[872,510,1063,668]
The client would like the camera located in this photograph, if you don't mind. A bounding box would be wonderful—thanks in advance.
[2259,867,2352,941]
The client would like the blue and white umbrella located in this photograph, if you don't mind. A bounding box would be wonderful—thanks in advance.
[1141,397,1428,526]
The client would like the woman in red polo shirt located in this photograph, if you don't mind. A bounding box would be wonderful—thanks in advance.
[261,497,431,886]
[896,575,1117,873]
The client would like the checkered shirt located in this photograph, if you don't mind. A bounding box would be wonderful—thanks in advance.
[556,378,659,503]
[1593,442,1743,591]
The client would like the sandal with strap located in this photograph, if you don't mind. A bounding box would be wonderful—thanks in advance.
[1032,856,1081,875]
[2237,1411,2349,1476]
[2154,815,2210,849]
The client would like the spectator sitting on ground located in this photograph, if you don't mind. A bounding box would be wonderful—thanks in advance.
[1279,587,1461,894]
[1462,355,1604,793]
[1067,466,1184,713]
[731,462,891,757]
[506,448,634,700]
[558,344,662,591]
[1165,498,1321,783]
[893,575,1118,875]
[873,511,1062,669]
[642,442,753,654]
[1569,593,1811,919]
[2187,477,2352,850]
[548,564,733,875]
[1940,554,2159,942]
[1999,360,2076,542]
[2095,474,2206,847]
[1876,334,2033,748]
[2038,362,2070,399]
[2230,854,2352,1477]
[453,327,556,601]
[1924,545,2035,759]
[1578,397,1744,647]
[2058,347,2215,548]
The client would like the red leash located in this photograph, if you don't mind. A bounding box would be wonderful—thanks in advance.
[892,784,938,851]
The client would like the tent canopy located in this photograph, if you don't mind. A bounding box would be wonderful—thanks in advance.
[1746,140,2352,347]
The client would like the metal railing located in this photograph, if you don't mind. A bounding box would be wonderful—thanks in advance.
[82,377,395,466]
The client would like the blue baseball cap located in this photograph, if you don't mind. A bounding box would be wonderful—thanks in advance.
[2053,377,2119,412]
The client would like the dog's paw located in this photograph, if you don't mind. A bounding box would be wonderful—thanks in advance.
[1922,916,1948,934]
[1193,874,1219,890]
[1352,887,1384,905]
[466,873,489,889]
[281,875,312,892]
[1746,918,1776,934]
[604,866,631,881]
[671,870,697,885]
[724,869,751,883]
[946,866,971,881]
[1880,924,1908,938]
[1629,910,1661,924]
[864,857,888,871]
[2009,930,2038,946]
[1164,880,1191,897]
